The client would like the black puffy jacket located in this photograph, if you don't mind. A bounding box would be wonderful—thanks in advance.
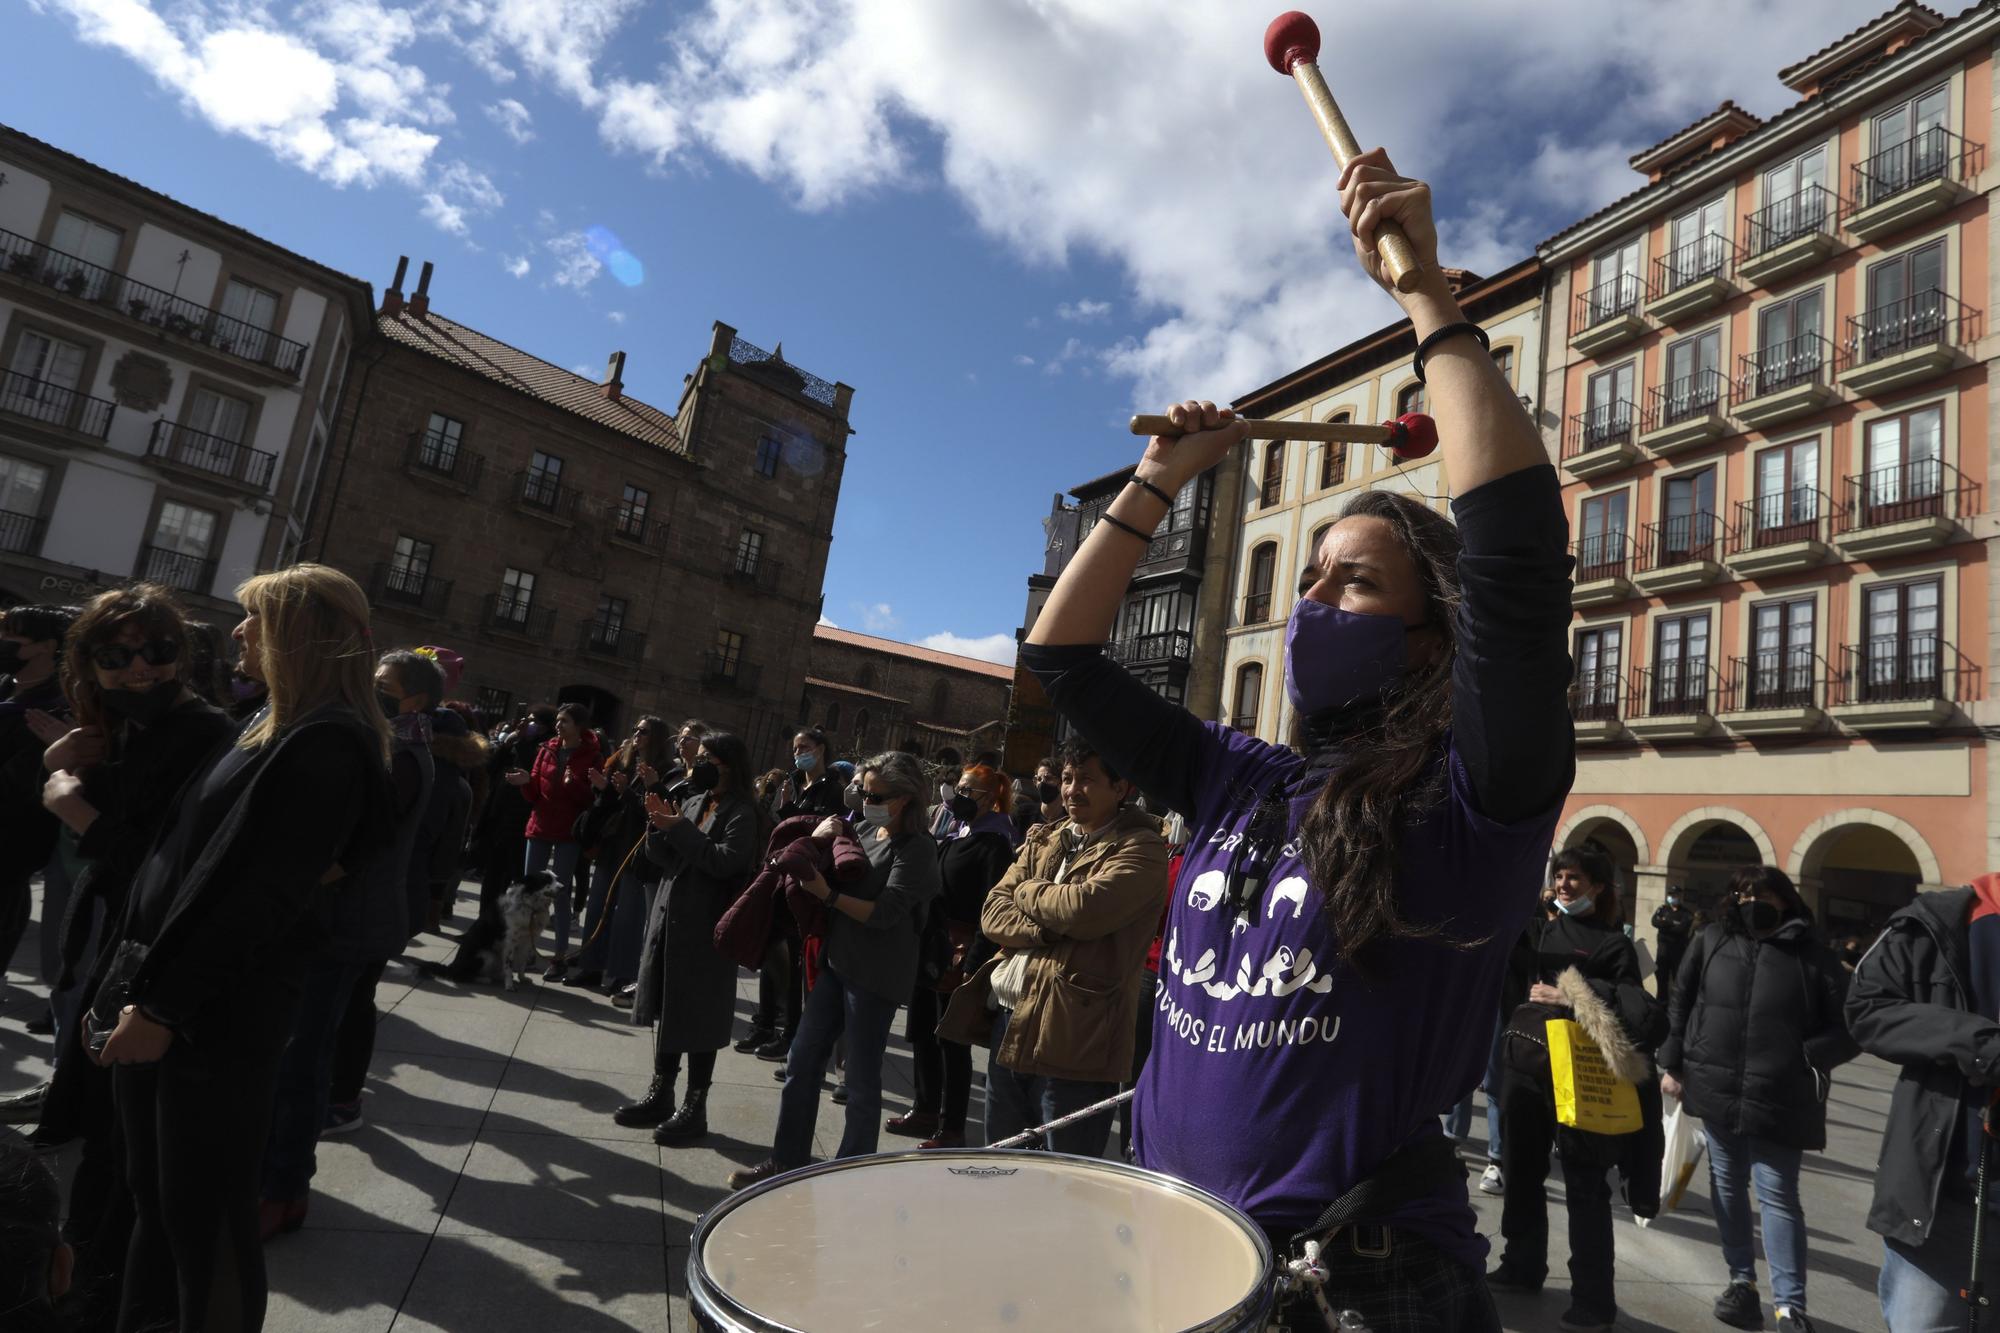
[1657,917,1857,1150]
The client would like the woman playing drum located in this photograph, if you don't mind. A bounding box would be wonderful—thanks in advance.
[1019,151,1572,1330]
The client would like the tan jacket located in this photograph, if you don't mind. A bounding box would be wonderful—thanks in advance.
[939,807,1169,1083]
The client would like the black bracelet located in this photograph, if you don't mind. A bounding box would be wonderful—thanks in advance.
[1412,321,1490,386]
[1128,475,1175,507]
[1098,511,1155,542]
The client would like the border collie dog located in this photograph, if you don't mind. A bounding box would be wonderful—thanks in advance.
[483,870,559,990]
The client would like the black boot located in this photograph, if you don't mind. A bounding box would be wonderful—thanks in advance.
[613,1077,675,1127]
[734,1025,776,1053]
[654,1087,709,1145]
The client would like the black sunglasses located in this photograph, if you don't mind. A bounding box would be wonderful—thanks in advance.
[91,639,181,672]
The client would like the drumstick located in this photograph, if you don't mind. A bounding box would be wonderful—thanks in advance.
[1264,11,1423,294]
[989,1087,1137,1151]
[1130,411,1439,460]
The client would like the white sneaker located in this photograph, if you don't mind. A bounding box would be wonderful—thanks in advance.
[1478,1164,1504,1195]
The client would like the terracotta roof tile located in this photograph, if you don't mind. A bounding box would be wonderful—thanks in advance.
[1628,101,1763,169]
[813,625,1015,680]
[1779,1,1946,81]
[377,309,688,456]
[802,675,910,705]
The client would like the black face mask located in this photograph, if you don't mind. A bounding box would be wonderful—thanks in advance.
[0,643,22,675]
[1738,900,1784,935]
[948,793,979,823]
[101,678,182,726]
[688,760,720,793]
[377,691,402,720]
[1039,782,1060,805]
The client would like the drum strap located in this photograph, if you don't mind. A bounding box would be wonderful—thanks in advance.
[1289,1131,1463,1253]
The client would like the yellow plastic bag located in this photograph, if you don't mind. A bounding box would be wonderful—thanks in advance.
[1546,1017,1643,1135]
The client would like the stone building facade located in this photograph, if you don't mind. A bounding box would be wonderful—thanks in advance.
[0,123,371,619]
[802,625,1012,763]
[307,260,852,762]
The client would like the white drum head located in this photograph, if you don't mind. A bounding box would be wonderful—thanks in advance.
[691,1151,1273,1333]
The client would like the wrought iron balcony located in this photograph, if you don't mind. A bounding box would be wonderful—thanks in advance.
[1730,491,1829,554]
[580,621,646,662]
[1564,402,1637,460]
[0,225,310,376]
[1107,630,1194,667]
[1574,272,1643,330]
[482,593,554,641]
[147,420,278,490]
[726,558,784,592]
[1644,369,1728,430]
[1845,289,1975,366]
[1572,531,1633,586]
[727,335,840,409]
[1568,670,1623,723]
[369,561,452,616]
[1631,662,1717,720]
[135,544,215,594]
[704,651,762,693]
[611,509,662,546]
[404,429,484,492]
[1744,184,1842,257]
[1852,125,1980,210]
[1838,458,1969,533]
[511,468,575,519]
[1737,335,1836,401]
[1636,512,1724,574]
[1651,233,1737,296]
[1834,635,1963,706]
[0,508,45,556]
[1723,651,1825,713]
[0,370,115,439]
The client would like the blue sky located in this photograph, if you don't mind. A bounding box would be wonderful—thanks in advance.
[6,0,1902,661]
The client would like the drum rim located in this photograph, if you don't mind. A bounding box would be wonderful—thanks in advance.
[686,1148,1277,1333]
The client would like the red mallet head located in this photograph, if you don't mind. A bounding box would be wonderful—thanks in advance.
[1263,11,1321,74]
[1383,413,1438,460]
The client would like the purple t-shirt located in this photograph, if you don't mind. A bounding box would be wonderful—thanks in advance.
[1135,723,1558,1265]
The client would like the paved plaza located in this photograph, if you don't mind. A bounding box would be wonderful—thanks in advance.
[3,881,1898,1332]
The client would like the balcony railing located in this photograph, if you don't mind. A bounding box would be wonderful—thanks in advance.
[147,420,278,490]
[1645,369,1727,430]
[1738,334,1836,400]
[1724,651,1825,713]
[1637,512,1724,572]
[580,621,646,662]
[1838,458,1971,532]
[1573,531,1632,584]
[1834,635,1967,706]
[727,558,784,592]
[1575,272,1643,329]
[0,370,115,439]
[1730,490,1829,553]
[1652,233,1736,295]
[612,510,660,545]
[1107,630,1194,667]
[1632,661,1716,719]
[1564,402,1637,460]
[482,593,554,641]
[1744,184,1843,256]
[0,226,309,376]
[135,544,215,594]
[369,561,452,616]
[704,651,762,693]
[0,508,44,556]
[1852,125,1980,210]
[1846,289,1976,365]
[405,429,484,491]
[513,468,571,516]
[1569,670,1623,723]
[1242,592,1273,626]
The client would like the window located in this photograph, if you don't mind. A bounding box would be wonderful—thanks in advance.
[1861,240,1945,360]
[1862,404,1944,522]
[1586,237,1642,322]
[1122,587,1194,641]
[419,413,463,472]
[1752,288,1825,394]
[1757,146,1830,249]
[1865,83,1950,204]
[144,501,218,590]
[735,528,764,575]
[825,701,841,733]
[1664,197,1728,288]
[1243,543,1277,625]
[48,210,121,299]
[1232,663,1263,733]
[1583,362,1636,445]
[186,386,251,443]
[1751,439,1819,543]
[712,628,744,678]
[1661,328,1722,422]
[498,567,535,624]
[1652,612,1711,713]
[388,535,433,597]
[854,707,870,741]
[5,331,87,424]
[1573,626,1622,720]
[593,595,628,647]
[1396,383,1426,418]
[1319,413,1350,488]
[474,686,513,724]
[930,681,950,717]
[1863,577,1942,701]
[1577,491,1628,581]
[755,436,781,478]
[1660,468,1718,565]
[0,456,49,554]
[219,279,280,361]
[1749,597,1815,708]
[1259,441,1286,507]
[858,663,877,690]
[1491,347,1515,389]
[618,484,650,539]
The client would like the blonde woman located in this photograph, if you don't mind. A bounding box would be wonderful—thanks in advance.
[92,564,392,1333]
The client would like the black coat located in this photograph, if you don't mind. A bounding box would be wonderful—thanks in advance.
[632,792,757,1045]
[1847,887,2000,1246]
[1657,919,1857,1150]
[776,772,843,820]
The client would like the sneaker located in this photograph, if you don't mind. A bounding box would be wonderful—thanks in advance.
[1714,1279,1763,1330]
[754,1032,794,1062]
[1775,1309,1814,1333]
[1486,1260,1544,1293]
[831,1080,848,1105]
[322,1100,364,1136]
[772,1066,787,1082]
[1557,1308,1616,1332]
[1478,1164,1504,1196]
[727,1159,783,1190]
[611,985,635,1010]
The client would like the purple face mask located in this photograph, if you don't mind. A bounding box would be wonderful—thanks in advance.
[1283,598,1413,715]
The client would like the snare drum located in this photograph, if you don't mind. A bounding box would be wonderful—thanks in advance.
[689,1150,1276,1332]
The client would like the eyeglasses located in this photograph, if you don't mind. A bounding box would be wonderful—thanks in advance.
[91,639,181,672]
[956,787,992,801]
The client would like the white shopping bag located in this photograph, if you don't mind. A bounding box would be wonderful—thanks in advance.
[1657,1091,1706,1213]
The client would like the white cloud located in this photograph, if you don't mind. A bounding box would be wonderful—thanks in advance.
[1057,298,1109,322]
[920,632,1017,667]
[545,230,602,287]
[504,254,531,277]
[420,160,504,234]
[858,602,898,633]
[817,613,838,628]
[1012,354,1035,367]
[608,310,627,323]
[599,78,683,165]
[485,96,535,142]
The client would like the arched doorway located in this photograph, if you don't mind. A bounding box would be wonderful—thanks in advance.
[558,683,620,738]
[1673,823,1763,922]
[1564,819,1641,923]
[1803,823,1922,938]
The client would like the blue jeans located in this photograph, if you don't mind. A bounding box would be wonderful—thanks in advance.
[608,879,655,984]
[1441,1017,1505,1161]
[523,838,583,957]
[984,1008,1118,1157]
[1881,1199,2000,1332]
[261,953,364,1200]
[565,837,637,972]
[773,963,899,1167]
[1706,1124,1807,1312]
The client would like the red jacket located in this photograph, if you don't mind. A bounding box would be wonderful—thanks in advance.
[522,733,602,841]
[712,814,869,968]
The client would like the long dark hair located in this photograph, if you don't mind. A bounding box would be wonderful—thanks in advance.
[698,731,756,803]
[610,714,670,774]
[1293,490,1463,966]
[61,583,190,731]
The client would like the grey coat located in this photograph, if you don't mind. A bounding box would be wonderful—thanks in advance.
[632,791,757,1047]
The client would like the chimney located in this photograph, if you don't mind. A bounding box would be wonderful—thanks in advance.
[409,260,434,319]
[380,255,409,317]
[603,350,626,401]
